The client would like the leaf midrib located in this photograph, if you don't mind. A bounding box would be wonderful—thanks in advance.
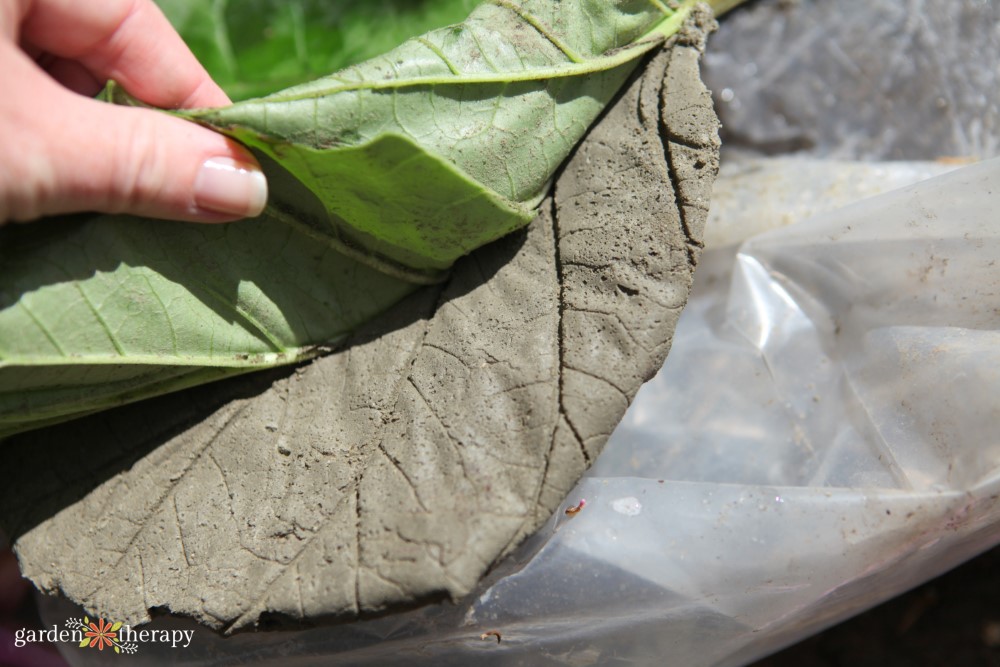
[0,349,318,368]
[201,1,697,106]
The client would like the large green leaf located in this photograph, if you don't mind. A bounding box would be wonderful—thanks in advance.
[0,204,417,435]
[183,0,699,271]
[0,0,707,437]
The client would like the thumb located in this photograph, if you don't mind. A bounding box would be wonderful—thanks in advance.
[7,71,267,223]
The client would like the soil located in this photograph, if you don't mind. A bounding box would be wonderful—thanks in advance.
[752,545,1000,666]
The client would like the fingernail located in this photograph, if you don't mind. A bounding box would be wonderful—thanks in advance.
[194,157,268,218]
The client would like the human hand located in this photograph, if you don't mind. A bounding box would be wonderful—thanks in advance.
[0,0,267,224]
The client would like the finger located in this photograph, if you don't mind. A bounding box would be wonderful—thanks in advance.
[19,0,230,108]
[49,97,269,222]
[1,46,266,223]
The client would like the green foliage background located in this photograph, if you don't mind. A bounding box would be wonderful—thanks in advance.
[157,0,479,100]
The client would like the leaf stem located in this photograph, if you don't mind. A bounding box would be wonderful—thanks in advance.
[643,0,699,41]
[643,0,749,42]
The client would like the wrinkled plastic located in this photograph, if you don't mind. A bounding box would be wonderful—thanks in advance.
[45,157,1000,666]
[589,158,1000,665]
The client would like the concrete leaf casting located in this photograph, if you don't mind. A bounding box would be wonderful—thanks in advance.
[0,15,720,632]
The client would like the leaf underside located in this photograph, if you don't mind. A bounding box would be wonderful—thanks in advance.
[0,206,416,436]
[0,0,701,437]
[185,0,697,271]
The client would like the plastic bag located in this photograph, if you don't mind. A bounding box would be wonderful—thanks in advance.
[588,157,1000,664]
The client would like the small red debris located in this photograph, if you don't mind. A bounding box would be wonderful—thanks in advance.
[480,630,502,643]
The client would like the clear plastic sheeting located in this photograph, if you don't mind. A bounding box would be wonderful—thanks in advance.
[46,157,1000,666]
[703,158,957,247]
[589,156,1000,664]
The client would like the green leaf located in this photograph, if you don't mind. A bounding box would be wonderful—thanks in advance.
[0,0,706,437]
[183,0,699,270]
[0,204,417,436]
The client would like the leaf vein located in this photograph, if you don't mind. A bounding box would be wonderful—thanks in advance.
[195,284,287,353]
[18,299,66,357]
[416,37,461,75]
[74,283,125,356]
[488,0,585,63]
[139,274,178,356]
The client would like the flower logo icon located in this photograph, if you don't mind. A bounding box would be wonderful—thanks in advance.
[78,617,124,653]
